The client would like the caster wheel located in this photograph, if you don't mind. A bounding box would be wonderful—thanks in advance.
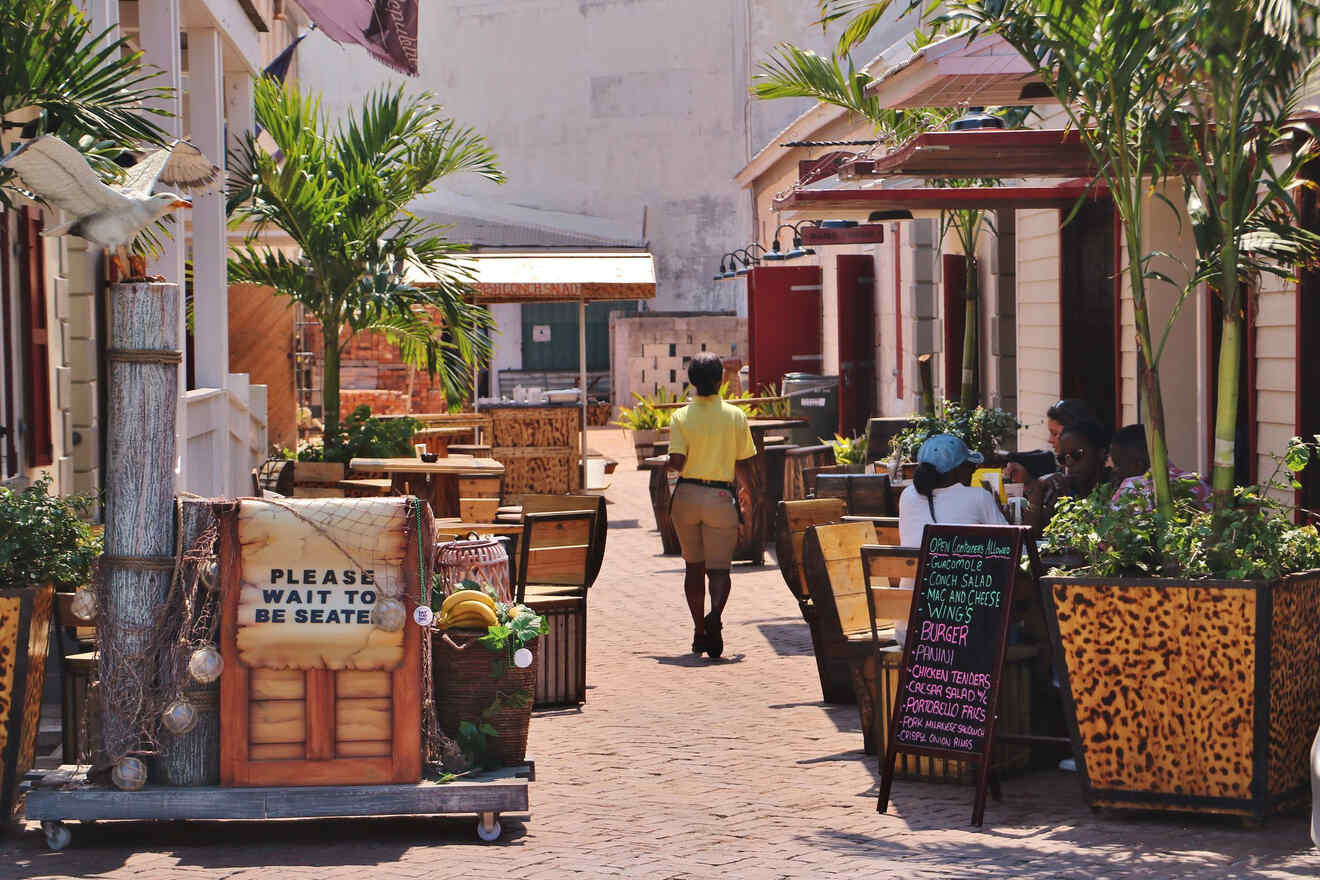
[476,813,502,842]
[42,821,72,851]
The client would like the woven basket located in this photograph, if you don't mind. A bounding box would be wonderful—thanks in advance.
[432,629,536,767]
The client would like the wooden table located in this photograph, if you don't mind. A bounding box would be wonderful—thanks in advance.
[739,419,807,564]
[349,456,505,518]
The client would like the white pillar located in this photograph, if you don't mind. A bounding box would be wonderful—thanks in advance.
[137,0,185,481]
[224,73,254,175]
[79,0,119,38]
[187,28,227,390]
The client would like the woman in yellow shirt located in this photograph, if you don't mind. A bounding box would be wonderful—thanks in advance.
[665,353,756,659]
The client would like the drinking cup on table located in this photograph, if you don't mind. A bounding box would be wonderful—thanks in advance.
[415,443,427,458]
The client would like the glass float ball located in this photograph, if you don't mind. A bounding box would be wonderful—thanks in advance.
[188,645,224,684]
[70,588,96,622]
[372,597,406,632]
[111,756,148,791]
[513,648,533,669]
[161,698,198,735]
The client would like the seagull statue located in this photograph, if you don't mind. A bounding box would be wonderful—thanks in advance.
[0,134,220,281]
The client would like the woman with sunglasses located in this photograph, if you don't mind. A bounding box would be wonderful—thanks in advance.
[1020,419,1112,538]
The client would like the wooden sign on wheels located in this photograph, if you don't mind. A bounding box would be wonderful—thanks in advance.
[876,524,1029,826]
[218,496,428,787]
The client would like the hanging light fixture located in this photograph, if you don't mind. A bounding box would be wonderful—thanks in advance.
[766,220,821,261]
[949,107,1005,131]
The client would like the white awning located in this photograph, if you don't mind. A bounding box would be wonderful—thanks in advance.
[407,251,656,303]
[868,32,1052,109]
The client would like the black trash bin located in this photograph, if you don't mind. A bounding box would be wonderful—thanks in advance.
[782,373,838,446]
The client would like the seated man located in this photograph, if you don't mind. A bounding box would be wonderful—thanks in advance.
[1109,423,1211,511]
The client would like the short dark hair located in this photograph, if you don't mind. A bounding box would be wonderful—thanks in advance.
[1111,424,1147,455]
[687,352,723,395]
[1046,398,1097,428]
[1060,419,1109,451]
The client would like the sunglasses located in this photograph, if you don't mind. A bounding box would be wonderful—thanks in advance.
[1057,448,1088,465]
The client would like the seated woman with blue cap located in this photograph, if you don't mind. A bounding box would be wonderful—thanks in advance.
[895,434,1008,644]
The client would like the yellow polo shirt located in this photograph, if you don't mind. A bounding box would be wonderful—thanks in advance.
[668,396,757,483]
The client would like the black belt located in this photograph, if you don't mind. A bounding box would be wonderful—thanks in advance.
[676,477,736,491]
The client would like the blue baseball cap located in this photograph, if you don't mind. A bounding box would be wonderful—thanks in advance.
[917,434,983,474]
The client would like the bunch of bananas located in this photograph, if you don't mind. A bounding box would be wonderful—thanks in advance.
[435,589,498,630]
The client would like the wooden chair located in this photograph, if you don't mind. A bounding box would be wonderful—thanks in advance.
[843,515,899,545]
[801,464,846,498]
[775,498,851,702]
[516,510,599,706]
[801,521,898,755]
[783,444,836,502]
[865,417,910,464]
[54,592,97,764]
[815,473,894,517]
[520,494,607,589]
[291,461,347,498]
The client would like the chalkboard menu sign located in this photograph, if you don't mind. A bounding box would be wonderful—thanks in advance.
[876,523,1028,826]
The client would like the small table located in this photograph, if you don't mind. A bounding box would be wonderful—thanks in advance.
[349,456,505,518]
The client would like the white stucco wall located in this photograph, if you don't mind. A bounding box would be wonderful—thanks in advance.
[295,0,911,312]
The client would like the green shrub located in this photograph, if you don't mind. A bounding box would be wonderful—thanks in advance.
[0,476,101,590]
[1041,437,1320,580]
[890,400,1020,461]
[299,406,421,463]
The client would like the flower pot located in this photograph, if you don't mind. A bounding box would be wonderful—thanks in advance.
[0,584,54,824]
[432,629,536,767]
[1041,571,1320,822]
[631,429,660,467]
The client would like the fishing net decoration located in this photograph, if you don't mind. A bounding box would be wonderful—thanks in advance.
[90,495,465,782]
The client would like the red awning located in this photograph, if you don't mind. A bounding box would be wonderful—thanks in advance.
[840,129,1100,180]
[772,180,1102,215]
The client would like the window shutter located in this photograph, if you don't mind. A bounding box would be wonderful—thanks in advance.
[19,205,51,467]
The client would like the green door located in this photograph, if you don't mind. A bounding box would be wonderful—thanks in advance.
[521,301,639,371]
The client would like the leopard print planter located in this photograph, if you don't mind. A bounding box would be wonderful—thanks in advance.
[1042,573,1320,821]
[0,585,54,824]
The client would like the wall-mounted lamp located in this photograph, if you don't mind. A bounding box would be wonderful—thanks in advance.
[949,107,1005,132]
[867,209,915,222]
[765,220,820,261]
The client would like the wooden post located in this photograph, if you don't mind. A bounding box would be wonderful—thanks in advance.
[100,281,179,765]
[157,499,220,786]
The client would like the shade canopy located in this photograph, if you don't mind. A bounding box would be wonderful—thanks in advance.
[773,179,1102,218]
[407,251,656,303]
[868,32,1052,109]
[839,129,1102,180]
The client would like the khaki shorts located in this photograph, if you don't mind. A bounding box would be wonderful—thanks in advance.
[670,482,740,569]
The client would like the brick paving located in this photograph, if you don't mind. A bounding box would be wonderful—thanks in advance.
[4,426,1320,878]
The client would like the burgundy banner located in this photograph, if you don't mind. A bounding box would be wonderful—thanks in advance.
[297,0,418,76]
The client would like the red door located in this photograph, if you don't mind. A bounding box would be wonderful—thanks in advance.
[747,265,822,393]
[836,255,875,436]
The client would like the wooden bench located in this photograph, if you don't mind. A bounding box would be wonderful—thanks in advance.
[340,478,393,498]
[815,473,894,516]
[775,499,851,702]
[291,461,348,498]
[783,444,836,502]
[516,510,600,706]
[802,522,911,755]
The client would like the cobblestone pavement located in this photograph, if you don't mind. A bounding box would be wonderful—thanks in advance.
[4,427,1319,879]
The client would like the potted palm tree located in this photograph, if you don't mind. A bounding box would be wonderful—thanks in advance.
[0,477,100,823]
[228,79,504,449]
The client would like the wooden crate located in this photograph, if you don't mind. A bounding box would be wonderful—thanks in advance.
[528,595,585,706]
[490,407,579,448]
[494,446,579,498]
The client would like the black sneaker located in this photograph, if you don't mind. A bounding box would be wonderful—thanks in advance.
[704,612,723,659]
[691,632,708,654]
